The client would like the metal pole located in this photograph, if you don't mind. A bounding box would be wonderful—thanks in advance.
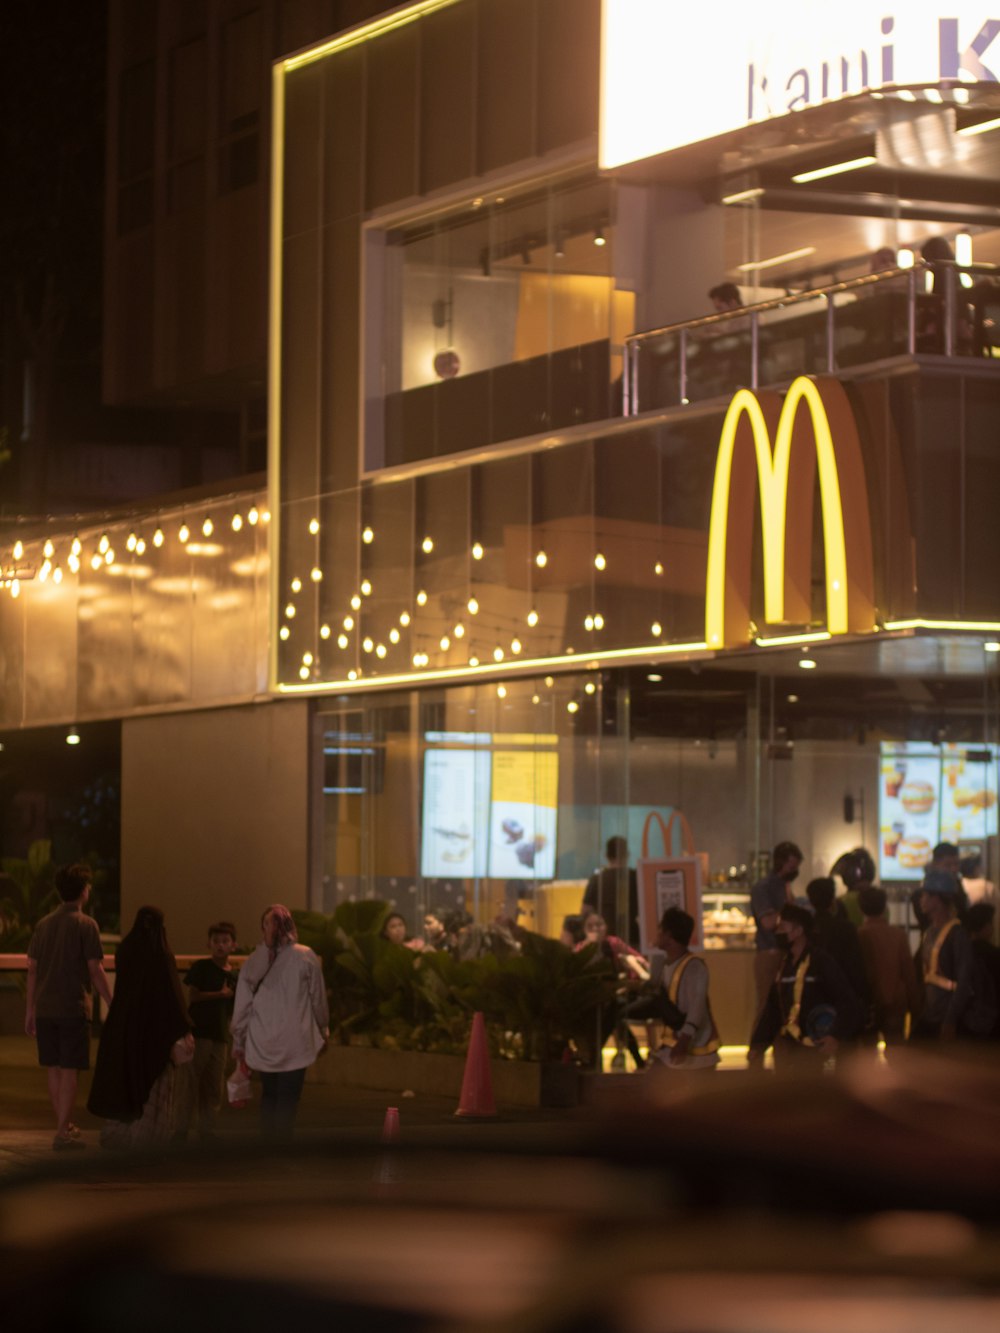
[826,293,835,373]
[679,330,688,404]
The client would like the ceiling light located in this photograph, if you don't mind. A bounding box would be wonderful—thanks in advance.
[593,225,606,247]
[984,641,1000,653]
[791,156,877,184]
[421,536,434,553]
[527,609,539,627]
[232,513,243,531]
[179,524,190,543]
[651,622,662,637]
[202,517,214,537]
[471,542,484,560]
[320,624,331,639]
[798,658,818,670]
[721,186,764,205]
[736,246,816,273]
[497,685,507,698]
[309,518,320,535]
[535,550,547,568]
[66,726,80,746]
[290,577,302,593]
[468,597,479,615]
[248,507,259,525]
[153,528,164,547]
[311,567,323,582]
[362,526,374,543]
[594,553,606,571]
[647,673,663,683]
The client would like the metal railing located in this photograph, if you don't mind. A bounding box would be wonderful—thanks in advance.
[622,261,999,416]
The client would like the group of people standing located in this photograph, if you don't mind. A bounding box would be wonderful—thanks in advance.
[747,839,999,1069]
[25,866,329,1151]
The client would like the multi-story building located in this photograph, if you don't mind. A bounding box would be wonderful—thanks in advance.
[3,3,999,1030]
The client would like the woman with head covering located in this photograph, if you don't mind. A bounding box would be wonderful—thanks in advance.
[230,904,329,1139]
[87,906,193,1149]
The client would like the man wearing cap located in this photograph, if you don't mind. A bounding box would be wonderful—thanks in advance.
[748,903,863,1071]
[914,869,974,1040]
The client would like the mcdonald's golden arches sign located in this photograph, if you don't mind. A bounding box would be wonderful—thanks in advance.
[705,376,876,649]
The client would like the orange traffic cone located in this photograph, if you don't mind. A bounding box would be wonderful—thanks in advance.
[374,1106,401,1188]
[381,1105,400,1144]
[455,1011,497,1118]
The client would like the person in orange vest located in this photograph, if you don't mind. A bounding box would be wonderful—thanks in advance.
[647,908,720,1073]
[914,869,974,1041]
[748,903,863,1071]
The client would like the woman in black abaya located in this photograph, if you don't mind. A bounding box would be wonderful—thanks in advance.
[88,906,193,1148]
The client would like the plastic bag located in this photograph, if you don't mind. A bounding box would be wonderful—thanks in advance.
[226,1066,251,1108]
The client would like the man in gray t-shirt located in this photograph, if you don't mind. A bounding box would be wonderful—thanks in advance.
[26,863,112,1151]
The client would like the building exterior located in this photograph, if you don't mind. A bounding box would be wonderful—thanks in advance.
[2,1,1000,993]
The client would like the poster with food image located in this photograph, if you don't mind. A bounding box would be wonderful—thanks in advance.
[487,746,558,880]
[939,743,999,844]
[420,746,491,879]
[879,744,940,881]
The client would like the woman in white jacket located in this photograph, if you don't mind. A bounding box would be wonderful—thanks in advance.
[231,904,329,1138]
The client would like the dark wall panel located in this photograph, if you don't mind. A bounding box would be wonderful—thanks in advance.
[420,1,478,194]
[321,217,362,494]
[537,0,599,152]
[281,231,323,503]
[323,46,365,225]
[284,61,324,237]
[477,0,537,173]
[365,28,419,210]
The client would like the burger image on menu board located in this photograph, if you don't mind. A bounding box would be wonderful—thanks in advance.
[900,779,936,814]
[897,835,932,869]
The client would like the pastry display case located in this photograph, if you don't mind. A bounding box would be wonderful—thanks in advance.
[702,890,754,949]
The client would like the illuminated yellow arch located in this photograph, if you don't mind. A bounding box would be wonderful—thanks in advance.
[705,376,875,649]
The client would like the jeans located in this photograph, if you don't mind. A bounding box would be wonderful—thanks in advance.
[258,1067,307,1139]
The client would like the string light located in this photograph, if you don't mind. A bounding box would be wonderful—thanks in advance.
[594,553,606,571]
[360,580,372,596]
[416,591,428,607]
[421,536,434,553]
[291,578,302,593]
[179,524,190,543]
[472,542,484,560]
[338,634,349,649]
[280,626,290,640]
[232,513,243,531]
[285,603,296,618]
[310,567,323,582]
[467,597,479,615]
[320,624,331,639]
[202,517,214,537]
[362,526,374,543]
[126,534,137,552]
[308,518,320,535]
[535,550,547,568]
[98,535,109,554]
[43,540,54,559]
[153,529,164,547]
[527,609,539,627]
[350,594,362,610]
[248,507,259,525]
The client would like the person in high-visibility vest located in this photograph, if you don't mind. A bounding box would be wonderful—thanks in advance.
[647,908,720,1072]
[748,903,863,1071]
[913,869,974,1041]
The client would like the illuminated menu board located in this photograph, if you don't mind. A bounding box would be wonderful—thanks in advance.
[420,733,559,880]
[879,742,999,881]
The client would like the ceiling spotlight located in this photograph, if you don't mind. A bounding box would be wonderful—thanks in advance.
[66,726,81,746]
[798,658,818,670]
[593,225,606,247]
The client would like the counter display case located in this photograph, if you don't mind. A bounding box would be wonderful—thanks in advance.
[702,890,754,949]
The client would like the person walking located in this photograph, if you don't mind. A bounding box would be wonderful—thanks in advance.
[25,863,112,1151]
[856,886,922,1055]
[87,906,194,1149]
[231,904,329,1139]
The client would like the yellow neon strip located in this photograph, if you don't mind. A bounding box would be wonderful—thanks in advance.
[883,619,1000,633]
[957,116,1000,138]
[706,377,850,649]
[791,155,877,184]
[754,631,832,647]
[277,641,711,695]
[267,64,286,695]
[283,0,462,72]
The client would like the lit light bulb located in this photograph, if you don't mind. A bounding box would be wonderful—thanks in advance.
[362,637,374,653]
[299,666,310,680]
[285,604,297,619]
[311,567,323,582]
[338,635,348,649]
[469,655,479,667]
[497,685,507,699]
[53,567,63,584]
[136,538,146,555]
[350,595,361,610]
[655,562,664,576]
[309,518,320,535]
[126,534,137,552]
[493,647,504,662]
[43,540,54,559]
[511,639,522,654]
[400,611,411,626]
[320,624,331,639]
[545,676,554,687]
[71,537,82,556]
[360,579,372,596]
[11,579,20,598]
[302,652,314,666]
[594,614,604,630]
[179,524,190,543]
[585,615,594,631]
[585,682,596,695]
[104,549,115,565]
[39,561,50,581]
[279,626,290,640]
[248,507,259,525]
[421,536,434,553]
[232,513,243,532]
[416,591,427,607]
[376,644,387,659]
[468,597,479,615]
[343,616,354,630]
[535,550,547,568]
[454,624,465,638]
[362,526,374,544]
[567,700,580,713]
[68,554,80,573]
[98,535,109,554]
[652,621,662,637]
[153,529,164,548]
[440,636,451,651]
[291,578,302,593]
[348,669,358,680]
[90,554,102,571]
[594,552,606,571]
[472,542,484,560]
[527,609,539,627]
[389,628,400,644]
[532,695,540,704]
[202,517,214,537]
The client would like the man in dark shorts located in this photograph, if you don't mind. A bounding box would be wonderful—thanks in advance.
[25,863,112,1150]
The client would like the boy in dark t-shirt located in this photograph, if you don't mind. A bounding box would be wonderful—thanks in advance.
[175,921,238,1141]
